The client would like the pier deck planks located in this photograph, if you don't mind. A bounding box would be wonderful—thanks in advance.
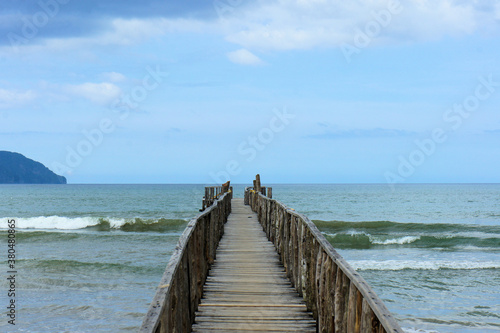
[191,199,317,333]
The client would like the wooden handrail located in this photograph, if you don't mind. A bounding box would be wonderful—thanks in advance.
[201,182,232,211]
[140,191,232,333]
[245,178,403,333]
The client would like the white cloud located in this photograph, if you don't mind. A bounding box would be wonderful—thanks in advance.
[0,18,172,55]
[218,0,487,51]
[0,88,36,109]
[495,2,500,20]
[98,18,169,45]
[1,1,497,55]
[227,48,265,65]
[64,82,122,106]
[101,72,127,83]
[120,0,495,54]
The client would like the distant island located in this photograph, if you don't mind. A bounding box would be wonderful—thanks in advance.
[0,151,67,184]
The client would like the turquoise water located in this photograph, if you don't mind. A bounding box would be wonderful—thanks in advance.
[0,184,499,332]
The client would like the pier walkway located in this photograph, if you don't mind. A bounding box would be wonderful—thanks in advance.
[141,176,403,333]
[192,199,316,332]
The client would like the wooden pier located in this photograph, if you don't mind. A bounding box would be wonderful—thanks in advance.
[141,176,403,333]
[192,199,316,332]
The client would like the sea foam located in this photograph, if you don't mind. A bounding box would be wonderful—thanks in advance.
[1,216,188,232]
[372,236,421,245]
[9,216,103,230]
[351,259,500,271]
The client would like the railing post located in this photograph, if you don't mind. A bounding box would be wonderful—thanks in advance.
[244,187,252,205]
[204,187,210,210]
[255,174,261,192]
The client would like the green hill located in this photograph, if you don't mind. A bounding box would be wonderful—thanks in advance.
[0,151,67,184]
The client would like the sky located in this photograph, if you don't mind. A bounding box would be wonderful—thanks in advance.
[0,0,499,184]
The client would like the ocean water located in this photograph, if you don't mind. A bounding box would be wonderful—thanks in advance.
[0,184,499,332]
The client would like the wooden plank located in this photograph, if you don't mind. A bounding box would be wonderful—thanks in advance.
[199,304,307,308]
[196,310,310,315]
[196,307,313,315]
[193,199,317,332]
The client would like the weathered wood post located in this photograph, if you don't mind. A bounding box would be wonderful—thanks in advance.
[244,187,250,205]
[222,181,230,194]
[255,174,261,192]
[201,187,210,211]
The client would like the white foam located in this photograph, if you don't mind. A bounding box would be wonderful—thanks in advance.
[403,328,440,333]
[347,229,368,236]
[108,218,126,228]
[373,236,421,245]
[351,260,500,271]
[323,231,371,238]
[323,232,421,246]
[1,216,123,230]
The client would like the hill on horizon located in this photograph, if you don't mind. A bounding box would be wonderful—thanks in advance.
[0,151,67,184]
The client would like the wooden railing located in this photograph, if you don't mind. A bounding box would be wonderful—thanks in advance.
[245,178,403,333]
[244,173,271,204]
[201,181,232,211]
[140,188,232,333]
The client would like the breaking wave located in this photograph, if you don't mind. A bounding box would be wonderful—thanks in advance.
[0,216,188,233]
[350,259,500,271]
[315,220,500,250]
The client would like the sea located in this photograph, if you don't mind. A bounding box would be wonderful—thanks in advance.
[0,184,499,333]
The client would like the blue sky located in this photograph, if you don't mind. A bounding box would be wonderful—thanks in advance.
[1,0,499,184]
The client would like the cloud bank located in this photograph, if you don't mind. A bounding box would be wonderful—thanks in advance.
[2,0,499,54]
[0,88,36,109]
[64,82,122,106]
